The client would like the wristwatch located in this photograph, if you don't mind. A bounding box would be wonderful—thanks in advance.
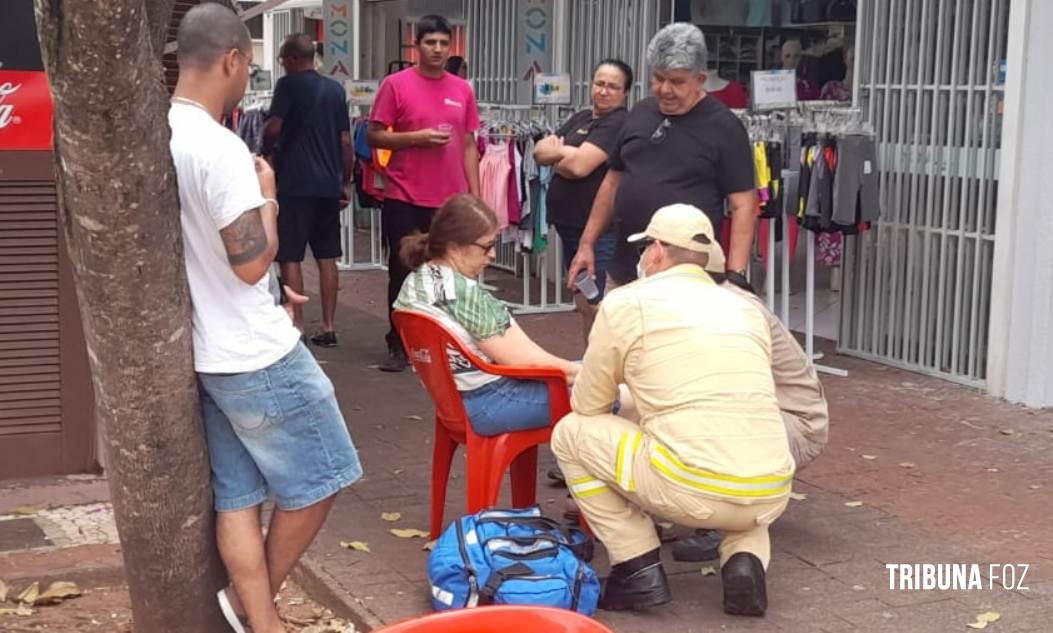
[725,269,756,294]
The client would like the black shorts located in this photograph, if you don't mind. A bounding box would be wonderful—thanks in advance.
[276,196,343,263]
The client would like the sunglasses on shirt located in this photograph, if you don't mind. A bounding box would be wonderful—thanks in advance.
[650,118,672,144]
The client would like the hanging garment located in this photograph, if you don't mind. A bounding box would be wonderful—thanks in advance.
[709,81,750,109]
[831,134,880,226]
[505,141,523,226]
[817,232,843,267]
[480,141,512,230]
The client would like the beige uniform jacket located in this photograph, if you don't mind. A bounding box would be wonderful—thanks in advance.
[572,264,795,499]
[726,284,829,450]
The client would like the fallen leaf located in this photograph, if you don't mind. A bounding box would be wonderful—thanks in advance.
[392,468,405,475]
[861,454,877,460]
[1029,484,1041,490]
[339,541,371,553]
[700,566,717,577]
[844,501,864,508]
[33,581,82,606]
[966,611,1001,629]
[381,512,402,522]
[898,462,916,469]
[404,415,423,421]
[852,585,865,591]
[0,578,8,603]
[316,360,329,365]
[390,528,430,539]
[9,506,36,516]
[999,429,1015,436]
[789,492,808,501]
[16,582,39,605]
[283,614,320,626]
[423,540,437,552]
[286,598,306,606]
[0,605,33,617]
[985,467,1000,473]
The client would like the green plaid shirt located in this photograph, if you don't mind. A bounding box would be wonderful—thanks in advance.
[395,263,511,390]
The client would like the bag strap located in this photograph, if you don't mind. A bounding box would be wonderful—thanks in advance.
[477,562,535,606]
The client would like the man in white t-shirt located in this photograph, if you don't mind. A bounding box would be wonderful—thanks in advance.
[168,6,361,633]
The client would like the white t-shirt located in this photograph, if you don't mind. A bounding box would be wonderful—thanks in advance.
[168,103,301,373]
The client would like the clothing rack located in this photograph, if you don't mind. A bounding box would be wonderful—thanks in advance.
[733,104,874,378]
[475,103,574,316]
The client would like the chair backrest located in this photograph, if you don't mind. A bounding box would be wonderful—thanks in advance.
[374,605,615,633]
[393,310,482,434]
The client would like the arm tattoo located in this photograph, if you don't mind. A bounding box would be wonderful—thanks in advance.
[219,208,268,266]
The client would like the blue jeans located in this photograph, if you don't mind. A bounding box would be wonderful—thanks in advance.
[553,225,617,305]
[199,342,363,512]
[461,377,552,437]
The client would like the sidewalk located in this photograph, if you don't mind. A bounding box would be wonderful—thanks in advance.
[3,267,1051,632]
[296,268,1053,633]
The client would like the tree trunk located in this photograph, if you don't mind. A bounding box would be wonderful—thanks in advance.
[33,1,229,631]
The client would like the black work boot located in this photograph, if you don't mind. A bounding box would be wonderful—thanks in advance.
[599,549,672,611]
[671,528,721,562]
[722,552,767,616]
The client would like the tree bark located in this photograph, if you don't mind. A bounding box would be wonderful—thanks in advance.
[33,1,229,631]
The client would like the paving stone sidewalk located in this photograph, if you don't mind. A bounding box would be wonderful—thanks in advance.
[3,267,1051,633]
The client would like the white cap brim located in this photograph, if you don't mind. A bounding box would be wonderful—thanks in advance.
[626,231,649,243]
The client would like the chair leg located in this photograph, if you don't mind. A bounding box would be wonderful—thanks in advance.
[510,446,539,508]
[466,436,504,513]
[430,422,458,540]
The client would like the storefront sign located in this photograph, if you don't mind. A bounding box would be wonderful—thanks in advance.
[750,69,798,111]
[533,73,571,105]
[0,70,53,151]
[323,0,353,82]
[515,0,554,103]
[345,80,379,106]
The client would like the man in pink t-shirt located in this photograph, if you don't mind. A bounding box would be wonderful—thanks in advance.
[368,13,481,372]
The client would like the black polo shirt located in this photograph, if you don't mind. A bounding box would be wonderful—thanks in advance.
[546,107,627,229]
[607,96,755,283]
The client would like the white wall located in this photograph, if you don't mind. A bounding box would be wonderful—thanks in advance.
[987,0,1053,407]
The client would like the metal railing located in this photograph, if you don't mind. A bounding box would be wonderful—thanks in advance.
[839,0,1010,386]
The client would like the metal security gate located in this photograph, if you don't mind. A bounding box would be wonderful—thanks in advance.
[839,0,1010,387]
[566,0,667,108]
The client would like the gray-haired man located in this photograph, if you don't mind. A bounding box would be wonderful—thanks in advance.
[567,23,757,294]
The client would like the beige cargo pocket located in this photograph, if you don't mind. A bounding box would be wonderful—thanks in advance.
[754,497,790,527]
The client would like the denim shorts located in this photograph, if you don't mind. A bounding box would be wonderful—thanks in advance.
[461,377,553,437]
[553,225,617,305]
[199,342,363,512]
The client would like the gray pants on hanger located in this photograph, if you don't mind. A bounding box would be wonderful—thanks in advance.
[833,135,880,225]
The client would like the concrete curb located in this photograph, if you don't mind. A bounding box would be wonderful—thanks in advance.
[292,552,387,632]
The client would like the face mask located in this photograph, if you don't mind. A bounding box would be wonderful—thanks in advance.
[636,259,647,280]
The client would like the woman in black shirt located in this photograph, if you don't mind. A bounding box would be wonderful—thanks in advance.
[533,59,633,339]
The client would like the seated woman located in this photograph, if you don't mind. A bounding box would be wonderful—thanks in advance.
[394,194,580,436]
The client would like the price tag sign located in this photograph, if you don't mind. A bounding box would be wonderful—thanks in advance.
[533,73,571,105]
[345,80,380,106]
[750,69,798,111]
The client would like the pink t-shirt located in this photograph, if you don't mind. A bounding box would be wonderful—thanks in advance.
[369,68,481,208]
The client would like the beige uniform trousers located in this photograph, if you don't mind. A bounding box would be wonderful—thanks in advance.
[551,411,790,568]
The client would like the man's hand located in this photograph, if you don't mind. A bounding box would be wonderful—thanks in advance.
[255,156,276,200]
[414,128,452,147]
[340,183,353,208]
[282,285,308,322]
[566,243,595,290]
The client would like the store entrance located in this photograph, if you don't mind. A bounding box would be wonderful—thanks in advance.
[681,0,859,345]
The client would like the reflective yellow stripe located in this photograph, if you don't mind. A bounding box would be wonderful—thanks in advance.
[569,477,609,498]
[615,431,643,492]
[650,446,792,498]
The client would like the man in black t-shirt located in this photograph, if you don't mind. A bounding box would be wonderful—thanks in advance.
[567,23,757,292]
[264,34,353,347]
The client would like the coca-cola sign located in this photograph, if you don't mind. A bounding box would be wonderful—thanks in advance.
[0,70,53,151]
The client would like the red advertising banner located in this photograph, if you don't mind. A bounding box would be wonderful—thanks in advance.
[0,70,54,151]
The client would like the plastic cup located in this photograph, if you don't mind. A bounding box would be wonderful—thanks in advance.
[437,123,454,135]
[574,271,600,301]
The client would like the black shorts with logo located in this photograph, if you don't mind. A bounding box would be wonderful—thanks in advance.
[275,196,343,263]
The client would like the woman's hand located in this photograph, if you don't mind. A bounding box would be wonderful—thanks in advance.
[533,135,565,164]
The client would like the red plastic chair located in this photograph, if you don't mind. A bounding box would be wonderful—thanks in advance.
[374,605,614,633]
[393,310,572,540]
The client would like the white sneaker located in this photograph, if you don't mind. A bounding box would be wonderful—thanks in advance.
[217,588,248,633]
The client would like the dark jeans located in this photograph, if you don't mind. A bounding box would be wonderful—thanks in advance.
[382,198,434,349]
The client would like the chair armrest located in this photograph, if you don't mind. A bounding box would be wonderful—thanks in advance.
[473,360,572,423]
